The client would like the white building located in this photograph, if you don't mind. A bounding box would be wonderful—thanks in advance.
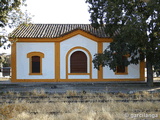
[9,24,145,82]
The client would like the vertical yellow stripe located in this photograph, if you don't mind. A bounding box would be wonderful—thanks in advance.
[140,60,145,81]
[55,42,60,81]
[11,42,16,82]
[98,42,103,80]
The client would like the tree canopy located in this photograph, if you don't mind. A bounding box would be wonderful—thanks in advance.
[0,0,32,49]
[86,0,160,86]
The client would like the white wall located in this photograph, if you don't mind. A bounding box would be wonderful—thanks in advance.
[16,40,141,80]
[68,75,90,79]
[103,64,140,79]
[60,35,98,79]
[16,42,55,79]
[102,42,140,79]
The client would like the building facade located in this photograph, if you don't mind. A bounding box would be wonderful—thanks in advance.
[10,24,145,82]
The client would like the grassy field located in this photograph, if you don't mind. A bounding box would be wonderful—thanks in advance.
[0,90,160,120]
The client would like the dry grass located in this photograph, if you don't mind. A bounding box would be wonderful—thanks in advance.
[0,90,160,120]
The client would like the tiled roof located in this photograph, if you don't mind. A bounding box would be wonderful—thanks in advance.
[9,24,108,38]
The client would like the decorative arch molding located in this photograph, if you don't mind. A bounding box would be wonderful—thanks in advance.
[27,52,44,58]
[66,47,92,79]
[27,52,44,75]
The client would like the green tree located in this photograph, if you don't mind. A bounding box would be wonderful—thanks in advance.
[86,0,160,86]
[0,0,32,49]
[0,54,10,67]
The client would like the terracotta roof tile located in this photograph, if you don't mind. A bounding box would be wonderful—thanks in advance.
[9,24,109,38]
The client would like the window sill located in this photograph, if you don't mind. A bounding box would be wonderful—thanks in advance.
[68,73,90,75]
[115,72,128,75]
[29,73,42,75]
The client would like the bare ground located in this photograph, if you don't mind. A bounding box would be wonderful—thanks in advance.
[0,79,160,94]
[0,79,160,120]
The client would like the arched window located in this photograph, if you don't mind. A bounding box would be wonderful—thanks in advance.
[70,51,87,73]
[27,52,44,75]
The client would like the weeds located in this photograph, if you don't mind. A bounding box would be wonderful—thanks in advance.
[32,89,46,96]
[0,90,160,120]
[66,90,77,96]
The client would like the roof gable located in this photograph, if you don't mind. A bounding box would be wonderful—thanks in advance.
[9,24,109,38]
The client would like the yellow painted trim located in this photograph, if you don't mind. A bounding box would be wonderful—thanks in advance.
[98,42,103,79]
[13,30,113,43]
[140,60,145,80]
[55,42,60,81]
[11,78,144,82]
[12,79,57,82]
[66,47,92,79]
[27,52,44,75]
[27,52,44,58]
[11,42,17,82]
[68,73,90,75]
[58,79,144,82]
[29,73,42,75]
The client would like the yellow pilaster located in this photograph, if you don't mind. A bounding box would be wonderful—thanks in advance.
[55,42,60,81]
[140,60,145,81]
[11,42,16,82]
[98,42,103,80]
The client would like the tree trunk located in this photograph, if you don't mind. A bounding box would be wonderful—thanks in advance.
[146,59,154,87]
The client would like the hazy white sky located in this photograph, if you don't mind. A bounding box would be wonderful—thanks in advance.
[0,0,91,54]
[26,0,91,24]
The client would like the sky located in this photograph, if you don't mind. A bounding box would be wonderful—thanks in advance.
[25,0,91,24]
[0,0,91,54]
